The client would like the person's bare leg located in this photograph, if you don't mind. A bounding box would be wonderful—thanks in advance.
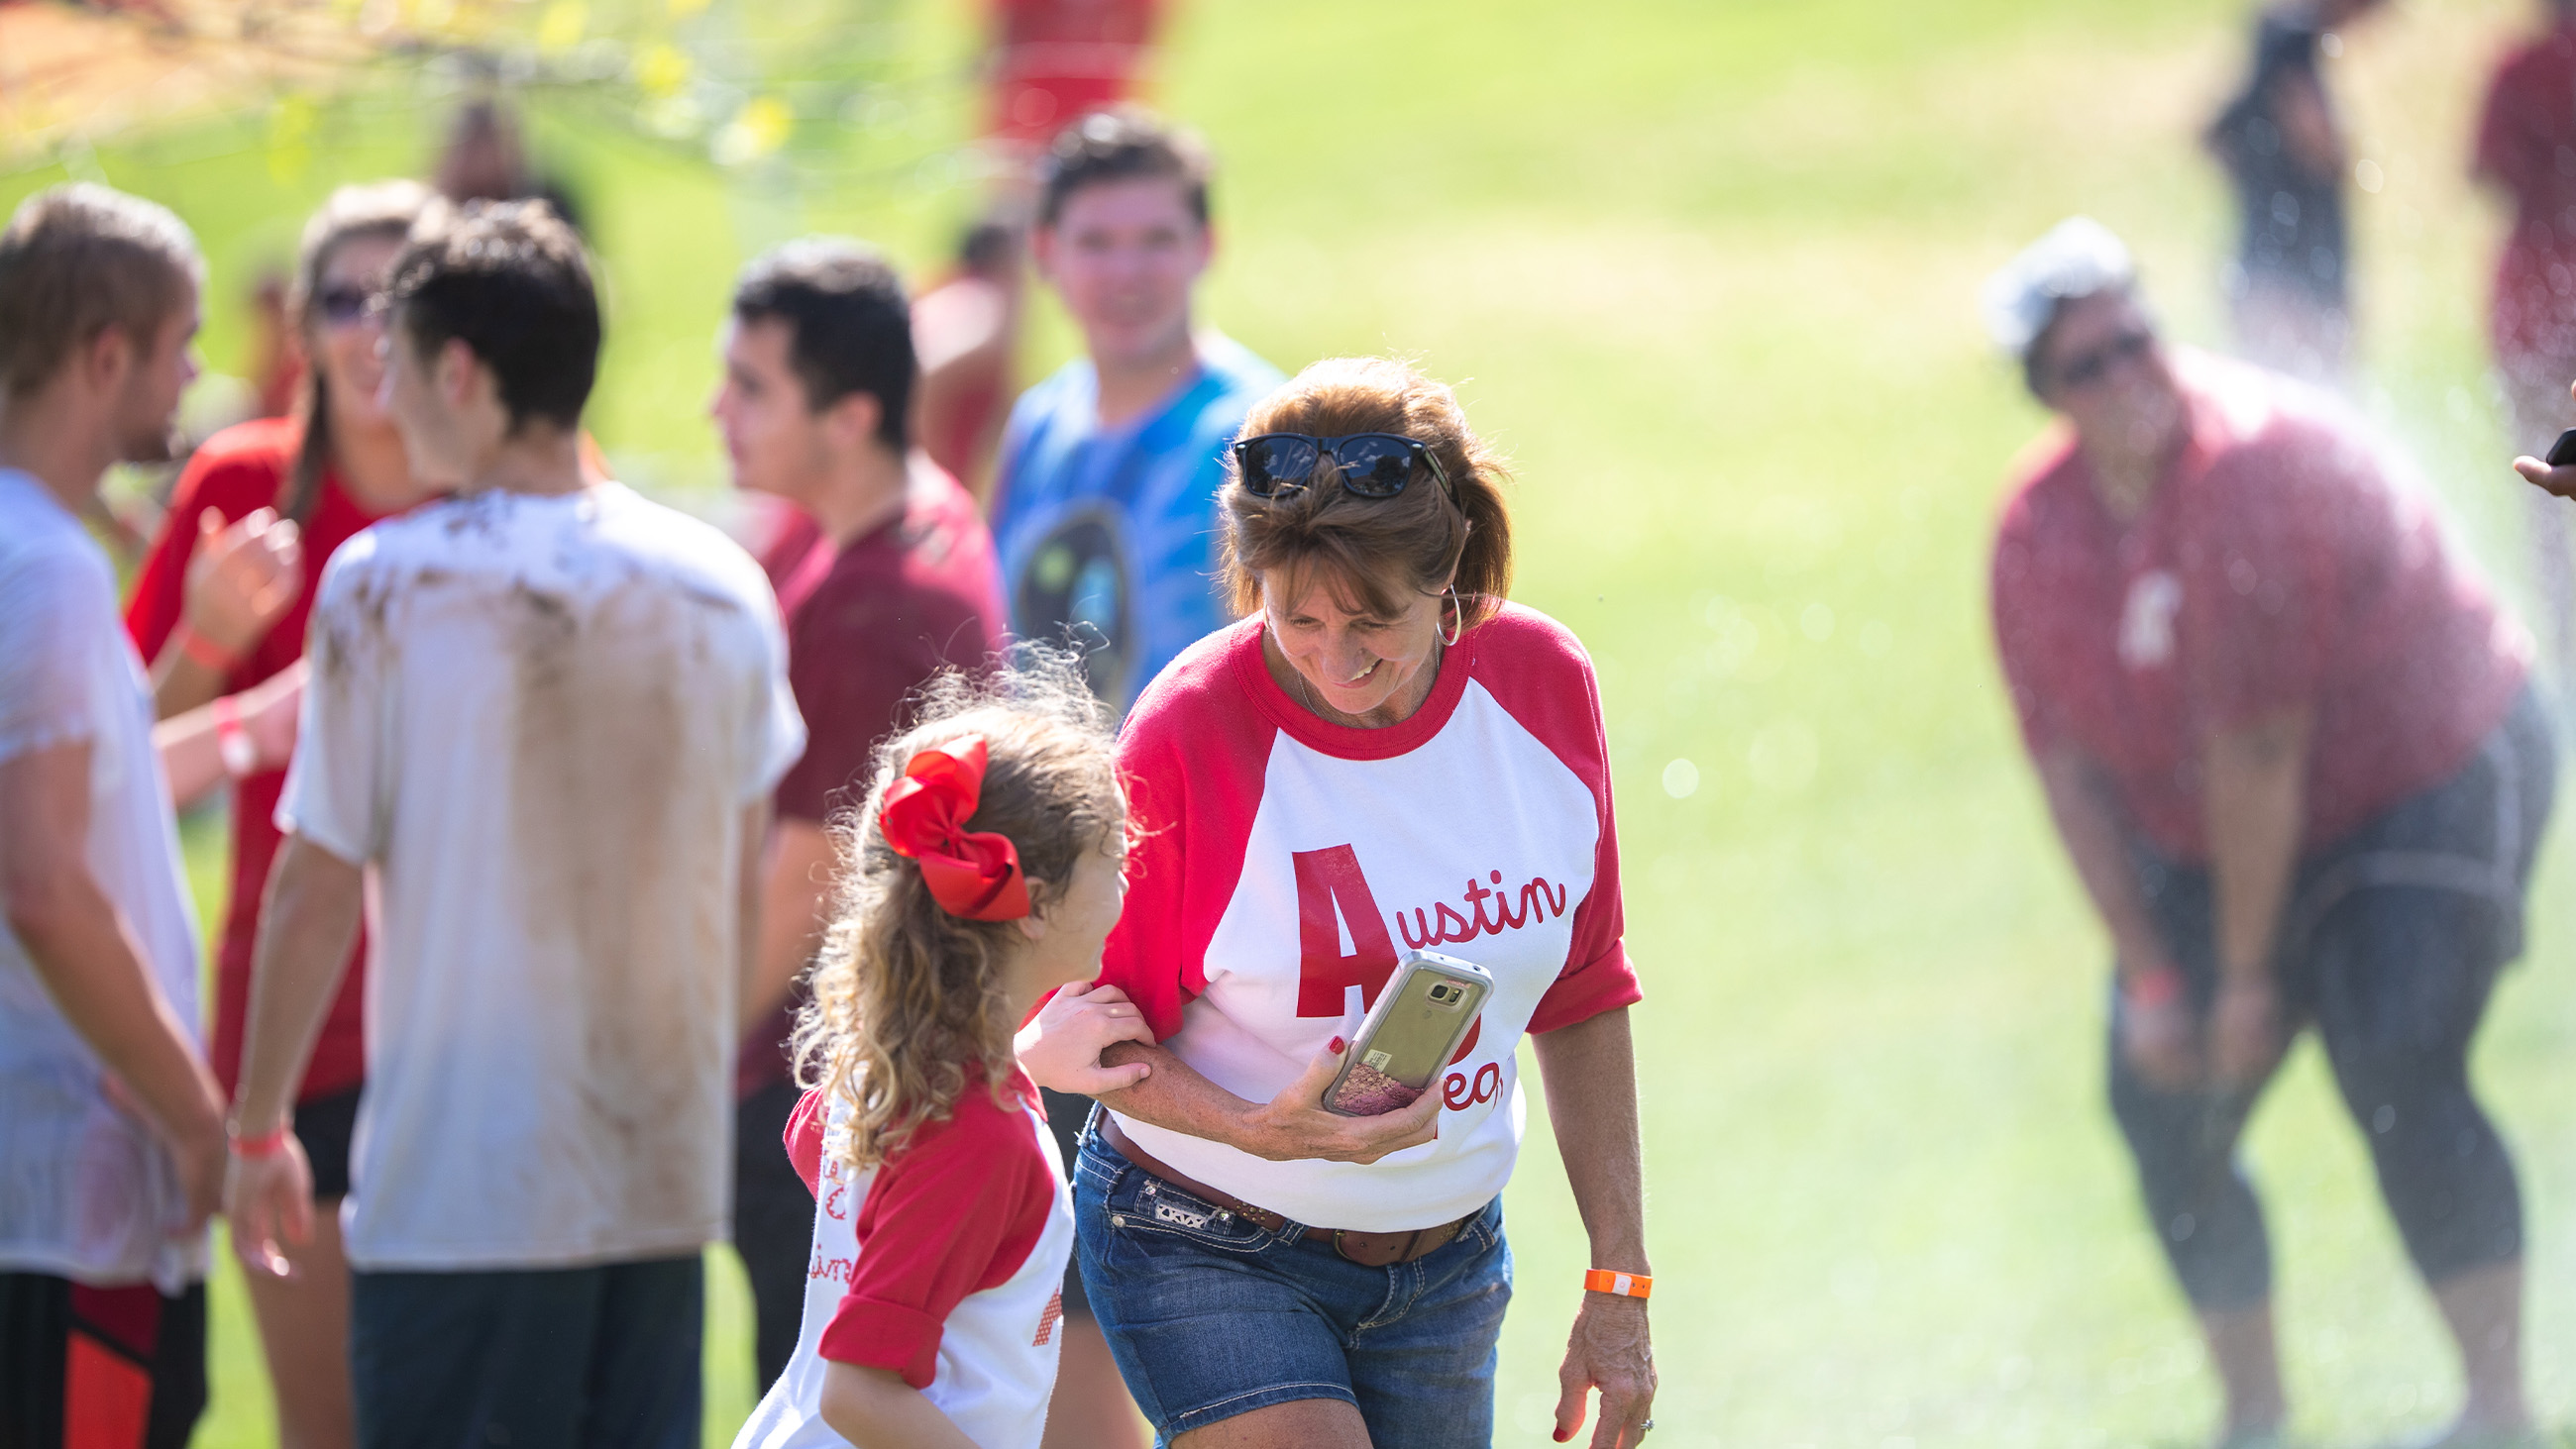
[2198,1300,2286,1448]
[1172,1397,1370,1449]
[1039,1315,1148,1449]
[240,1197,355,1449]
[2423,1260,2531,1443]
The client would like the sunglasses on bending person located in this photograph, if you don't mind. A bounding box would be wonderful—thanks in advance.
[2049,328,2155,391]
[1231,433,1451,500]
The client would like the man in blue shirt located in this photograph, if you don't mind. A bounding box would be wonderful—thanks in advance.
[992,106,1283,712]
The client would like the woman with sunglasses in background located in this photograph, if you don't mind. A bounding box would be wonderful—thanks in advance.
[1035,357,1658,1447]
[124,178,438,1449]
[1985,219,2549,1449]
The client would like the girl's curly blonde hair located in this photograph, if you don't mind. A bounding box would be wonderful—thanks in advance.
[793,654,1124,1170]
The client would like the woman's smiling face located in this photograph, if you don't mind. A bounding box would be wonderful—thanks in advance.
[1261,567,1449,727]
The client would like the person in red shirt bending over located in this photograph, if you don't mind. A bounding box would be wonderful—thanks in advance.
[712,238,1011,1397]
[2475,0,2576,693]
[124,178,437,1449]
[1986,219,2549,1449]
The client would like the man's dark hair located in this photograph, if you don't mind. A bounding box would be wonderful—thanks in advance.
[1035,106,1212,229]
[731,239,913,451]
[0,184,203,399]
[385,198,598,432]
[957,219,1018,275]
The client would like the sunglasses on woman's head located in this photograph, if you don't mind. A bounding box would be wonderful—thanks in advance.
[1232,433,1450,500]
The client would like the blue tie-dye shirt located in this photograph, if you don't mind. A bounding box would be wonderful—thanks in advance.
[990,333,1283,712]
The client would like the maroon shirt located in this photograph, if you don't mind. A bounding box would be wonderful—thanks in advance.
[1991,352,2529,864]
[739,463,1009,1094]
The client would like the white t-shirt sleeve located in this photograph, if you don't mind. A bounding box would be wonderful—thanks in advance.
[276,561,395,863]
[0,544,116,766]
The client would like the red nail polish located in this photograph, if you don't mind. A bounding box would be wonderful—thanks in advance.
[1329,1036,1345,1054]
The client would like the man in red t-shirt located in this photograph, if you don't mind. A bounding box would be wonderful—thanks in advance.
[1985,219,2549,1448]
[710,239,1008,1394]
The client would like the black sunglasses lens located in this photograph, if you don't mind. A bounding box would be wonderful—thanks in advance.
[1237,438,1318,495]
[2060,331,2151,389]
[1336,438,1417,497]
[318,287,372,324]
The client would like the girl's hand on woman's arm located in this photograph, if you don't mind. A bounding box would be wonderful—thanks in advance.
[1017,981,1154,1094]
[1096,1034,1443,1164]
[818,1363,980,1449]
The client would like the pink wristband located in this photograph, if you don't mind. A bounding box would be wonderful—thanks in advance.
[231,1126,291,1159]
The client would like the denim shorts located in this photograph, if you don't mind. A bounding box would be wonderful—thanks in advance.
[1073,1125,1511,1446]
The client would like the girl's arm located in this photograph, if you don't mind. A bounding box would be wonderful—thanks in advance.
[819,1363,980,1449]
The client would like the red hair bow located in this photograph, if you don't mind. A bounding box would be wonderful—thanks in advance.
[879,736,1031,922]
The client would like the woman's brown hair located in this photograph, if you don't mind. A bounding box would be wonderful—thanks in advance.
[281,180,431,522]
[793,655,1126,1171]
[1221,357,1512,630]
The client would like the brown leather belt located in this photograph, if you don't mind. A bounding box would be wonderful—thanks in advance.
[1097,1116,1470,1269]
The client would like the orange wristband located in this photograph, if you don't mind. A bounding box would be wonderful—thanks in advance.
[231,1126,291,1159]
[174,624,239,673]
[1584,1269,1652,1298]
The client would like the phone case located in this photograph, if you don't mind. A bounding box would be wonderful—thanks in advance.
[1323,951,1494,1117]
[2548,428,2576,467]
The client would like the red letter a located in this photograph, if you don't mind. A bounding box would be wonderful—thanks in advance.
[1294,845,1400,1017]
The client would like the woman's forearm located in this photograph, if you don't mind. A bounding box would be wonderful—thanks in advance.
[150,647,229,721]
[1093,1038,1443,1166]
[1531,1007,1650,1273]
[2034,747,2172,983]
[154,707,230,811]
[1095,1040,1260,1144]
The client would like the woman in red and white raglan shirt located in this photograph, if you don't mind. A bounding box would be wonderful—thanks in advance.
[1052,358,1657,1449]
[737,671,1144,1449]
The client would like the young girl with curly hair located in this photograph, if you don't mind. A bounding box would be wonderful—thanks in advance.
[735,664,1153,1449]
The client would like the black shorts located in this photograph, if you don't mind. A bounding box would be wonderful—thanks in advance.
[296,1085,362,1200]
[0,1273,207,1449]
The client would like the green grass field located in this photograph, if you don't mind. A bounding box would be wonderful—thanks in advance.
[15,0,2576,1443]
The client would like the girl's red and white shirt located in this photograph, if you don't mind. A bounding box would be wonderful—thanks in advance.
[733,1071,1072,1449]
[1097,605,1644,1232]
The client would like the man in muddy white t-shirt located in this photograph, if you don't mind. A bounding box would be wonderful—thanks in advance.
[225,203,804,1449]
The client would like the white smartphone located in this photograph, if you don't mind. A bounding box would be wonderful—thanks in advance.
[1323,950,1494,1117]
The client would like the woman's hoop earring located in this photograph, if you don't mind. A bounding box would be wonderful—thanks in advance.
[1438,586,1463,647]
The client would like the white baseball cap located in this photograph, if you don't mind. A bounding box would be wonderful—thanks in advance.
[1981,216,2136,358]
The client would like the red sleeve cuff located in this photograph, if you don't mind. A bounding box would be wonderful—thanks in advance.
[1527,945,1644,1035]
[817,1295,944,1390]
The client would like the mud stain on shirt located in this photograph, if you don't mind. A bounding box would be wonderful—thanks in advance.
[501,571,744,1231]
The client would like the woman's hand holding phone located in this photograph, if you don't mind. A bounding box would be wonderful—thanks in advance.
[1017,982,1154,1095]
[1238,1036,1443,1166]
